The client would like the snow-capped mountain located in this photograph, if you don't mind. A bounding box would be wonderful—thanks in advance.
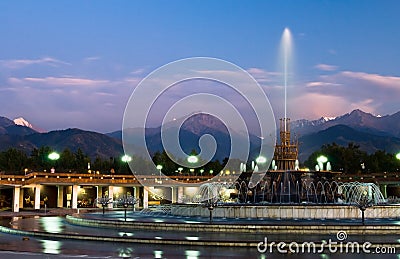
[291,109,400,138]
[13,117,45,133]
[14,117,34,129]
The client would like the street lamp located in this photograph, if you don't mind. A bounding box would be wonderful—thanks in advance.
[396,152,400,161]
[255,156,267,172]
[121,155,132,163]
[156,165,163,183]
[256,156,267,164]
[316,155,328,171]
[187,155,198,176]
[187,155,199,164]
[48,152,60,173]
[48,152,60,161]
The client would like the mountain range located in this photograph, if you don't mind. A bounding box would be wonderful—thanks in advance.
[1,109,400,162]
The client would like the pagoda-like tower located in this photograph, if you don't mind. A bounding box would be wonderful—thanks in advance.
[273,118,298,170]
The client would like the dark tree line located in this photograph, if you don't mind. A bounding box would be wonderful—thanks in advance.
[2,143,398,175]
[0,146,132,175]
[304,142,400,174]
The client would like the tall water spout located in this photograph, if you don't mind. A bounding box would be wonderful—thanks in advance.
[280,27,292,131]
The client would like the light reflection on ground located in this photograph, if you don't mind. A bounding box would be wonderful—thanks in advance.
[0,214,399,258]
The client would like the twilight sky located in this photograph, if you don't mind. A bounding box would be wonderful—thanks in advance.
[1,1,399,133]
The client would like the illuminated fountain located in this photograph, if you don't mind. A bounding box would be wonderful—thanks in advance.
[171,28,391,220]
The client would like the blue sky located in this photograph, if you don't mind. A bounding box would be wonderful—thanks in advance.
[1,1,399,132]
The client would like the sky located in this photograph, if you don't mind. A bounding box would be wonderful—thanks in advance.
[1,1,400,133]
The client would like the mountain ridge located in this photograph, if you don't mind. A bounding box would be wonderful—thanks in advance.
[1,109,400,162]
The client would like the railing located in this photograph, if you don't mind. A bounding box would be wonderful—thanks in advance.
[0,171,399,186]
[0,172,217,186]
[334,172,400,183]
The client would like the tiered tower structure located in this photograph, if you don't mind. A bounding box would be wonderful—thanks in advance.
[273,118,298,171]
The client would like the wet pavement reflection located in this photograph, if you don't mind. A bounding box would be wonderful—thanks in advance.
[0,215,398,258]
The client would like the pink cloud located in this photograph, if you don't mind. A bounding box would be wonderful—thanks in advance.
[0,57,70,69]
[13,76,109,86]
[314,63,338,71]
[341,71,400,89]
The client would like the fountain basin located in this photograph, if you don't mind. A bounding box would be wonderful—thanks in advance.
[170,204,400,219]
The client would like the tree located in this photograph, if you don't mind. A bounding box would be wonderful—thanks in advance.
[304,143,368,174]
[29,146,53,171]
[152,151,178,176]
[74,148,90,173]
[0,148,29,173]
[58,148,77,172]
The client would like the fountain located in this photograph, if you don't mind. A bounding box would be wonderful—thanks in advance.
[116,195,138,221]
[170,28,392,221]
[95,196,113,215]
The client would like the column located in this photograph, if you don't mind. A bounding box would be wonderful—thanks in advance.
[108,186,114,209]
[143,187,149,209]
[134,187,140,209]
[171,187,176,203]
[34,185,41,210]
[72,185,78,209]
[12,187,20,212]
[96,186,102,208]
[57,186,64,208]
[19,188,24,209]
[177,186,184,203]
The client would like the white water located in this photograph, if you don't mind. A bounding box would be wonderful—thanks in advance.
[281,27,292,131]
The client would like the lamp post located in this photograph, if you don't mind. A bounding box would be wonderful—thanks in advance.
[121,155,132,163]
[316,155,328,171]
[187,155,198,176]
[255,156,267,172]
[187,155,198,164]
[396,152,400,172]
[48,152,60,173]
[156,165,163,184]
[121,155,132,174]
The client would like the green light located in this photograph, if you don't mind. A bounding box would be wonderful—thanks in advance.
[187,155,198,164]
[121,155,132,163]
[156,165,163,170]
[396,153,400,160]
[48,152,60,160]
[317,155,328,163]
[256,156,267,164]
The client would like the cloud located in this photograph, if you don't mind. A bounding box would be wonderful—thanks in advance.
[9,76,110,86]
[295,70,400,119]
[306,81,341,88]
[83,56,101,62]
[314,63,338,71]
[0,57,70,69]
[130,68,146,75]
[246,68,282,86]
[341,71,400,90]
